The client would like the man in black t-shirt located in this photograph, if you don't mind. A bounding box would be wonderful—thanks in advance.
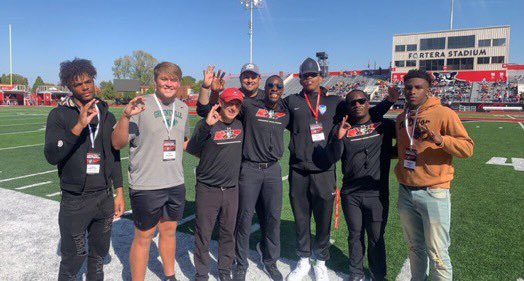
[327,89,398,281]
[187,88,244,281]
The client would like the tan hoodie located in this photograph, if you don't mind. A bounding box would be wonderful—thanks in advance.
[395,96,474,188]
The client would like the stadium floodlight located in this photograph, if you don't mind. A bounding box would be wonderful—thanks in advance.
[240,0,263,63]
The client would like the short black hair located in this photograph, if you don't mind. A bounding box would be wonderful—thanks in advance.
[265,75,283,86]
[403,69,432,86]
[59,58,97,88]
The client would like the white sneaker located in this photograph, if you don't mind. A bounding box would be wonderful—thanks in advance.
[313,263,329,281]
[286,258,311,281]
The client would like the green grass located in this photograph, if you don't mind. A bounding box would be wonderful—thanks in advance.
[0,106,523,280]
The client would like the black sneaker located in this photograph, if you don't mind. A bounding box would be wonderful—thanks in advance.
[263,263,283,281]
[233,266,247,281]
[165,275,178,281]
[219,271,232,281]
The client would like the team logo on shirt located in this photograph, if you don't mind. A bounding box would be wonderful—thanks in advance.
[347,122,381,138]
[255,109,286,119]
[319,104,327,115]
[214,127,242,140]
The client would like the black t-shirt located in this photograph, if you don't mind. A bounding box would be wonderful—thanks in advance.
[186,119,244,187]
[239,98,289,163]
[329,117,395,196]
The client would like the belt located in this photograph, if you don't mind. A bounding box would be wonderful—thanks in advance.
[198,181,236,191]
[243,160,277,170]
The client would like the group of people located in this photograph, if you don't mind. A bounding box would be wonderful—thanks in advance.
[45,57,474,281]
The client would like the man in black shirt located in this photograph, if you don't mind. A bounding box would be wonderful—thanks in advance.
[187,88,244,281]
[327,89,398,281]
[44,58,124,281]
[233,75,289,281]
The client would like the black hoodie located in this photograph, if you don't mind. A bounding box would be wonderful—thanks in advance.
[44,97,123,193]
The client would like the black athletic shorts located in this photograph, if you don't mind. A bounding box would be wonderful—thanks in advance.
[129,184,186,231]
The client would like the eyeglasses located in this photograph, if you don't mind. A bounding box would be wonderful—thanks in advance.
[267,82,284,90]
[300,73,319,79]
[349,98,367,106]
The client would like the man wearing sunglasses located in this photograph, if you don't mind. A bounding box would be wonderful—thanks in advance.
[197,63,265,118]
[233,75,289,281]
[326,89,398,281]
[284,58,398,281]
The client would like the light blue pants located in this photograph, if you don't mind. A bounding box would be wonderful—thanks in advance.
[398,184,452,281]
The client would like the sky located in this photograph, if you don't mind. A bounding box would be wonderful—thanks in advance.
[0,0,523,85]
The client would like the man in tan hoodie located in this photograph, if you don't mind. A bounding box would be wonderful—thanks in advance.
[395,69,474,281]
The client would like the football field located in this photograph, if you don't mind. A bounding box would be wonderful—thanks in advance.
[0,106,523,280]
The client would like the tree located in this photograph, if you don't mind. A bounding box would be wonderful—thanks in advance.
[181,76,196,87]
[32,76,45,92]
[192,80,204,93]
[99,81,117,100]
[0,73,29,85]
[112,50,158,86]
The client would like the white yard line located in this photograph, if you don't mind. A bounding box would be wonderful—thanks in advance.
[14,181,53,190]
[0,143,44,151]
[505,115,524,131]
[0,170,56,183]
[395,258,411,281]
[45,192,61,197]
[0,129,44,136]
[0,122,44,127]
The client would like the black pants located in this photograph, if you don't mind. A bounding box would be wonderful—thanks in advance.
[58,189,114,281]
[235,161,283,268]
[194,182,239,281]
[289,168,336,261]
[341,193,389,280]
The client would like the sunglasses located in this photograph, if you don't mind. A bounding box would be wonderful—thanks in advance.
[300,73,319,79]
[349,98,367,106]
[267,82,284,90]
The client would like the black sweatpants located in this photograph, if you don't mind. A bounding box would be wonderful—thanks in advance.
[235,161,283,268]
[289,168,336,261]
[341,193,389,280]
[58,188,114,281]
[194,182,239,281]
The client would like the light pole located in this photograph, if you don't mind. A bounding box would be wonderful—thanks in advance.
[450,0,454,30]
[240,0,263,63]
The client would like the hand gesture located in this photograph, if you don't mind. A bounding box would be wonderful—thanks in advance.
[124,96,146,118]
[202,65,216,89]
[419,123,443,146]
[337,115,351,139]
[210,69,226,93]
[206,104,221,126]
[386,86,401,102]
[77,99,99,128]
[113,189,125,219]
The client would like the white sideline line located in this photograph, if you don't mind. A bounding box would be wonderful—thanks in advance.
[396,258,411,281]
[506,114,516,119]
[46,192,61,197]
[15,181,53,190]
[0,122,44,127]
[0,129,44,136]
[0,170,56,183]
[0,143,43,151]
[0,157,129,183]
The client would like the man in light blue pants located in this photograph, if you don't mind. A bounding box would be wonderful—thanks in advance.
[394,70,474,281]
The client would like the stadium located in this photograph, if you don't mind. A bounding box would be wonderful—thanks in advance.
[0,1,523,281]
